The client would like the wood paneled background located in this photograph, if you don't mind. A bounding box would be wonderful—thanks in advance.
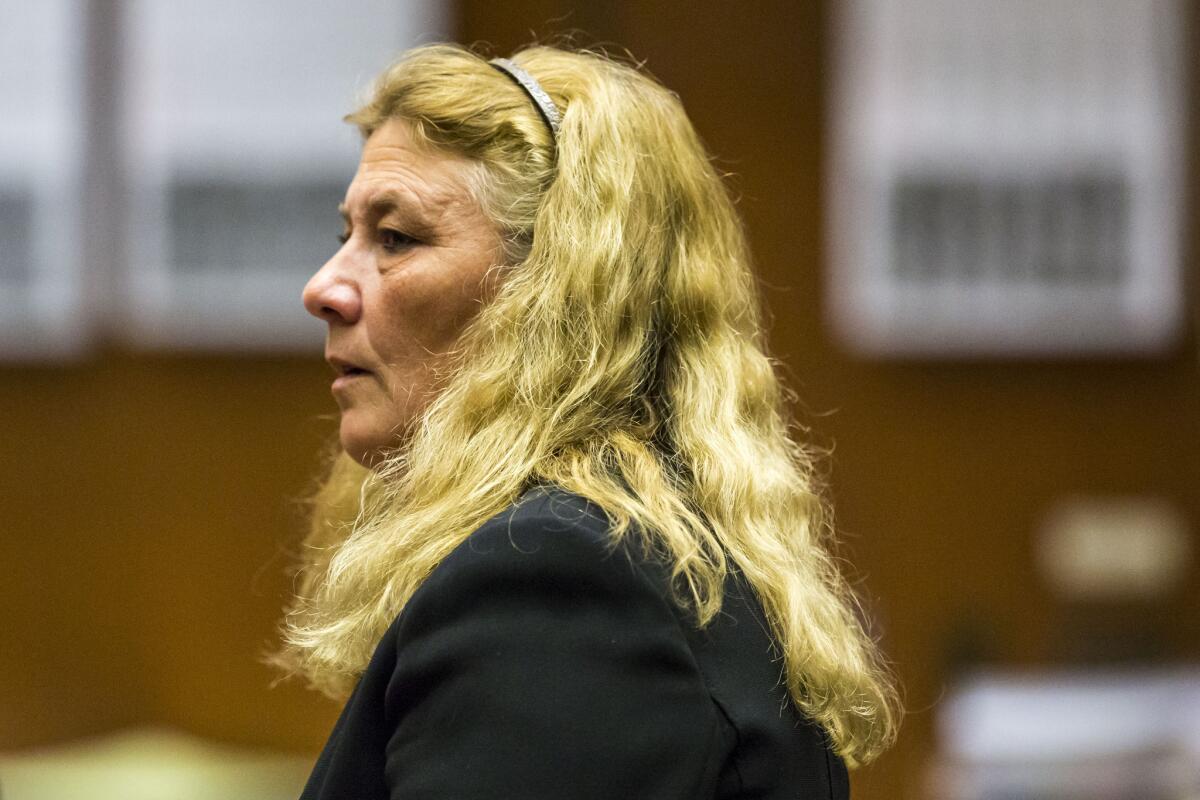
[1,3,1195,798]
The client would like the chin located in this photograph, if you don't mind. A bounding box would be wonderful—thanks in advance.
[339,422,386,469]
[340,417,413,469]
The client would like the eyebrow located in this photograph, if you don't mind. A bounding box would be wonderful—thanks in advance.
[337,189,430,227]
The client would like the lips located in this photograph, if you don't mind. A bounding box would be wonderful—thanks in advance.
[328,355,373,377]
[327,356,374,395]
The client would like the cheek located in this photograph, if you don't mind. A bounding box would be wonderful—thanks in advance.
[370,270,487,360]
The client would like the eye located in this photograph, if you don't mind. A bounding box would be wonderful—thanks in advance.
[378,228,419,253]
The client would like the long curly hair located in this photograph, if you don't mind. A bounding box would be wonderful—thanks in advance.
[274,43,901,767]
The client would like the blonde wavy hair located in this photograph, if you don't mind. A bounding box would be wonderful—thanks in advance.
[275,43,900,766]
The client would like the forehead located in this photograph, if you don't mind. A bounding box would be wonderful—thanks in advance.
[341,118,481,218]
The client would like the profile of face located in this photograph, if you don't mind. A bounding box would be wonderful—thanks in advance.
[303,118,505,467]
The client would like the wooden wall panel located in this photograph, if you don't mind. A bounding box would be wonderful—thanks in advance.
[0,355,341,753]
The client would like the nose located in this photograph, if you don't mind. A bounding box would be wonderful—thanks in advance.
[303,253,361,324]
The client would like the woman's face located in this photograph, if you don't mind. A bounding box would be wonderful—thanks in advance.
[303,118,504,467]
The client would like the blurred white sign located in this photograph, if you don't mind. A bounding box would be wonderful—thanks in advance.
[1038,496,1191,600]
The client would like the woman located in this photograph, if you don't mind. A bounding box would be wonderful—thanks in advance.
[278,43,900,799]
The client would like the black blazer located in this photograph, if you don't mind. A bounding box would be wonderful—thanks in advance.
[300,485,848,799]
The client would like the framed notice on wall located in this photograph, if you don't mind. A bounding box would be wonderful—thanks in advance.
[120,0,449,351]
[0,1,87,360]
[826,0,1185,357]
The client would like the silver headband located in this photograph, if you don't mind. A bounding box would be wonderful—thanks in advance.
[489,57,561,139]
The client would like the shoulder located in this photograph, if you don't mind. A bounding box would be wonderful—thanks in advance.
[378,484,689,679]
[406,484,668,618]
[374,485,732,797]
[446,483,623,563]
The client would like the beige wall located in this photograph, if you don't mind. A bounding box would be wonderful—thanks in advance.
[2,3,1196,799]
